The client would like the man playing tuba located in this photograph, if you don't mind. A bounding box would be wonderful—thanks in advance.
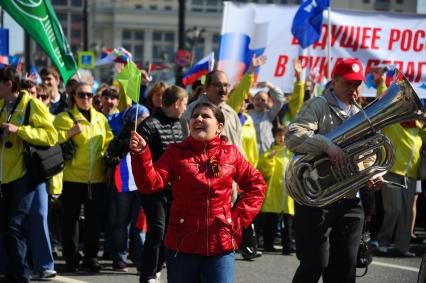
[285,58,383,283]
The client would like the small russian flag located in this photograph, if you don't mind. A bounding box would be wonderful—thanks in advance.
[95,47,133,66]
[114,153,138,193]
[365,65,397,89]
[182,52,215,86]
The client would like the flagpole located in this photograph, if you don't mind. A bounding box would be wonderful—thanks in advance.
[210,51,215,71]
[134,103,139,132]
[76,70,83,81]
[327,6,331,80]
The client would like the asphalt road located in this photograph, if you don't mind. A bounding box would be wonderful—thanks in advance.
[38,245,423,283]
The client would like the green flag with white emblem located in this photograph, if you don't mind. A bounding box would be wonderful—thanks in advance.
[1,0,78,84]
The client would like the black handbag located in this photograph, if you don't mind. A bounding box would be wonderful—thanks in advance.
[60,111,77,160]
[23,100,64,185]
[356,223,373,277]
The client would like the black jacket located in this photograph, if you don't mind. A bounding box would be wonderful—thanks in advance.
[103,129,130,168]
[137,108,184,162]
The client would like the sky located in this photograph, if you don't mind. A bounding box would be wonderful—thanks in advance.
[3,11,23,55]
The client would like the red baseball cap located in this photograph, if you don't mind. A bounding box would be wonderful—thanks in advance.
[331,58,365,81]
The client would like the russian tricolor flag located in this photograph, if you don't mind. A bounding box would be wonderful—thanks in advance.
[182,52,215,86]
[114,153,138,193]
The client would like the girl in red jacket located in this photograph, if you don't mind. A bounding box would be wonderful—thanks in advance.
[130,102,266,283]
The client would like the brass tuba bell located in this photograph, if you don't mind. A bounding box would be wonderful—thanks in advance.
[286,70,425,207]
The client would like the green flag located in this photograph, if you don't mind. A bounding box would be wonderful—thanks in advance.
[116,61,141,103]
[1,0,78,84]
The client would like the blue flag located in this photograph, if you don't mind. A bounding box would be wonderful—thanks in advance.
[291,0,330,49]
[0,29,9,56]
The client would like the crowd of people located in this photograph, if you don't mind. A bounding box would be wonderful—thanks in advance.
[0,54,425,283]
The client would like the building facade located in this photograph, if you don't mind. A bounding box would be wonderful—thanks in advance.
[46,0,420,82]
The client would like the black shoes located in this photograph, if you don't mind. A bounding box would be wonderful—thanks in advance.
[65,261,79,272]
[282,245,296,255]
[112,260,129,272]
[81,258,102,272]
[65,252,83,272]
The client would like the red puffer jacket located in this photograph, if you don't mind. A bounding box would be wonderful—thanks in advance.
[131,135,266,256]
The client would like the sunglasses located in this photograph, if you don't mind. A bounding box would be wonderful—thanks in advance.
[77,92,94,99]
[37,94,49,101]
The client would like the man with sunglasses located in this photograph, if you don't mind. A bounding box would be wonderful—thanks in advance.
[181,55,266,154]
[181,70,243,151]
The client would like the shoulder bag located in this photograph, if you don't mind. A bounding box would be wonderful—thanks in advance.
[23,100,64,185]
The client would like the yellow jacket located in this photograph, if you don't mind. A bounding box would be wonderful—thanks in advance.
[0,91,57,184]
[257,144,294,215]
[226,73,254,112]
[241,112,259,167]
[377,84,423,179]
[225,73,256,159]
[54,106,113,183]
[281,80,305,126]
[49,172,63,195]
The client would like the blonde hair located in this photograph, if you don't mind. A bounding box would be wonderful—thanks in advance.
[162,86,188,107]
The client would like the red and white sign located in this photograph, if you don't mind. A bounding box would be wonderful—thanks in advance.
[175,50,192,66]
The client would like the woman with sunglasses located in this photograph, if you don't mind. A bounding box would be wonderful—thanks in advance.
[130,102,266,283]
[53,82,114,272]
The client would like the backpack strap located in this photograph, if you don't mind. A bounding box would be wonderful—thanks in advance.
[67,111,77,124]
[24,99,32,126]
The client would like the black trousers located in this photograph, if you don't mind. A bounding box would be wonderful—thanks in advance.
[262,212,278,250]
[139,190,170,281]
[61,182,107,263]
[262,212,294,250]
[293,198,364,283]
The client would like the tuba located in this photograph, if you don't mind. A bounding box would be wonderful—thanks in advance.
[286,70,425,207]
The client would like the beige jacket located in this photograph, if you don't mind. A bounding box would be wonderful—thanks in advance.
[285,89,352,155]
[286,89,375,170]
